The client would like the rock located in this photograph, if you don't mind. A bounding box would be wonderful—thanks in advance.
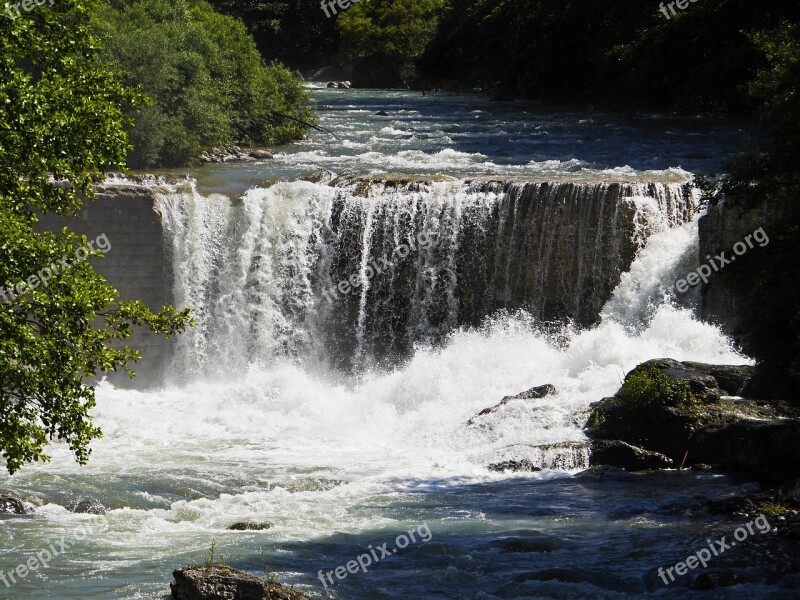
[777,478,800,503]
[229,146,242,155]
[249,150,273,160]
[630,359,722,403]
[339,81,351,89]
[586,358,800,483]
[71,498,107,515]
[227,522,272,531]
[0,492,30,515]
[488,459,541,473]
[690,571,749,590]
[375,111,389,116]
[506,384,557,401]
[170,566,307,600]
[327,82,338,88]
[299,170,336,184]
[468,384,556,424]
[589,440,674,471]
[681,362,755,396]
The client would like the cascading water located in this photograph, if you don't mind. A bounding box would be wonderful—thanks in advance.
[2,90,770,600]
[156,179,695,377]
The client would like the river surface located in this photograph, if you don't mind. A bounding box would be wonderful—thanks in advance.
[2,90,798,600]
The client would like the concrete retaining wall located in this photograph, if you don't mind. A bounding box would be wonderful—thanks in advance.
[38,182,172,388]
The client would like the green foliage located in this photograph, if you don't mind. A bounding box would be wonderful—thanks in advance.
[0,1,193,474]
[204,539,222,567]
[208,0,339,70]
[616,367,697,411]
[96,0,315,168]
[339,0,445,81]
[749,22,800,173]
[420,0,800,111]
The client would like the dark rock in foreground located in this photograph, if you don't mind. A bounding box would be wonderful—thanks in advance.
[171,566,307,600]
[586,358,800,483]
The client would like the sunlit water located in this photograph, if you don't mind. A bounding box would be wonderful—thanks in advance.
[2,91,796,600]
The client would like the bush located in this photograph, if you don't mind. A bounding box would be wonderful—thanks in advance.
[96,0,315,168]
[616,367,698,411]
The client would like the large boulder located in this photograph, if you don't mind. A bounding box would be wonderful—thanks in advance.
[586,359,800,483]
[171,566,307,600]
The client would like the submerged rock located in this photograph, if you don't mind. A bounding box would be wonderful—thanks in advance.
[227,522,272,531]
[0,491,30,515]
[71,498,107,515]
[488,459,541,473]
[170,566,307,600]
[468,384,556,424]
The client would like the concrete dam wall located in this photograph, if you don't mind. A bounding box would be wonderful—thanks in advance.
[38,179,173,387]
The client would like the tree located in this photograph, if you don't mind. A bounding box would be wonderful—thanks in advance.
[339,0,445,82]
[96,0,316,168]
[0,0,193,474]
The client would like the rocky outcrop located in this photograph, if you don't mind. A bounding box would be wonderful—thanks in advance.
[170,566,307,600]
[699,194,800,400]
[468,384,556,424]
[586,358,800,483]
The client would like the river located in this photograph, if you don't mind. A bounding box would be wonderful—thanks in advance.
[2,89,796,599]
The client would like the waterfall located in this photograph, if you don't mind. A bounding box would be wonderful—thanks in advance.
[155,179,695,379]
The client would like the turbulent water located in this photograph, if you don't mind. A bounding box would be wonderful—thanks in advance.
[3,90,795,600]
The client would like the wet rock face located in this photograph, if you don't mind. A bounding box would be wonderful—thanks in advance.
[170,566,308,600]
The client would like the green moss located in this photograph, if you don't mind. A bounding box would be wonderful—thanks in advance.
[759,501,790,517]
[617,367,698,411]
